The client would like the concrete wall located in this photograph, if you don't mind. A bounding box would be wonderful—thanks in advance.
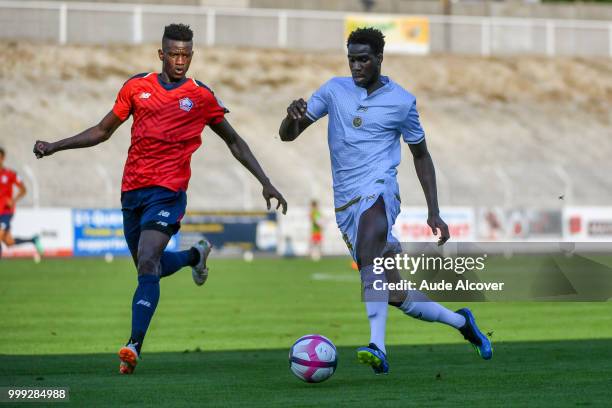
[35,0,612,20]
[52,0,250,6]
[252,0,612,20]
[1,2,610,56]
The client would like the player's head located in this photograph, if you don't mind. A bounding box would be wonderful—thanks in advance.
[311,200,318,208]
[346,27,385,88]
[158,23,194,81]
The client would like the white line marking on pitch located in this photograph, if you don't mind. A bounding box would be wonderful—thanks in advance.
[311,273,360,282]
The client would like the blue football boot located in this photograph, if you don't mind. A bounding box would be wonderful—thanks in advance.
[357,343,389,375]
[456,308,493,360]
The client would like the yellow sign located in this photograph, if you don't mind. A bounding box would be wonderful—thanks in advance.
[345,15,430,55]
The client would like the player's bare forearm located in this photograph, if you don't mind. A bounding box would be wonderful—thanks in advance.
[211,119,287,213]
[413,153,439,215]
[33,111,123,158]
[279,98,313,141]
[211,119,269,185]
[50,126,108,151]
[409,140,439,214]
[409,139,450,245]
[231,136,271,186]
[279,116,301,141]
[14,185,26,203]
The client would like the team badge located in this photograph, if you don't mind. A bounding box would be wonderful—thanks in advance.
[352,117,362,128]
[179,97,194,112]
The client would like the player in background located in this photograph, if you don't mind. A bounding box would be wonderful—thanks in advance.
[0,147,43,260]
[279,28,492,374]
[309,200,323,261]
[33,24,287,374]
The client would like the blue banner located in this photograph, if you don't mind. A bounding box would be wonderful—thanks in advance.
[179,211,277,253]
[73,209,179,256]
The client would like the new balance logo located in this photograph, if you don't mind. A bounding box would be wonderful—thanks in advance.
[139,92,151,99]
[136,299,151,308]
[158,210,170,217]
[156,221,168,227]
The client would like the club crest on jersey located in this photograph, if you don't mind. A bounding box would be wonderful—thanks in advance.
[352,116,362,128]
[179,97,194,112]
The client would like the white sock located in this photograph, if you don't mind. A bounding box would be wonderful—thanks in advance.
[366,301,388,354]
[399,290,466,329]
[360,265,389,354]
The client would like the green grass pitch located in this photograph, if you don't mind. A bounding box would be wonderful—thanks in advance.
[1,257,611,407]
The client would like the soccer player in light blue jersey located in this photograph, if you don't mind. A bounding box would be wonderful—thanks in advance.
[279,28,492,374]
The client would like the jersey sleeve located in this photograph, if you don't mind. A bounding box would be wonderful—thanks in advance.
[306,81,331,122]
[202,89,228,126]
[112,81,134,121]
[400,99,425,144]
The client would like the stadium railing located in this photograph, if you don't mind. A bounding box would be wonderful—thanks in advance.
[0,1,611,57]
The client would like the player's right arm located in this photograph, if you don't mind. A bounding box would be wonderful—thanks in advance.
[33,111,123,158]
[279,98,314,141]
[401,98,450,246]
[280,80,331,141]
[33,76,137,158]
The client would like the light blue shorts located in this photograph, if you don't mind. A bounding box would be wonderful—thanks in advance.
[334,178,402,262]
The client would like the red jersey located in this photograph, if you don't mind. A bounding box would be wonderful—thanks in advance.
[112,72,227,192]
[0,167,23,215]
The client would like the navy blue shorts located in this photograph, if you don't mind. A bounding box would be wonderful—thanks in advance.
[121,186,186,257]
[0,214,12,232]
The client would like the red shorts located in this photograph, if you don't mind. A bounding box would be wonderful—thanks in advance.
[311,231,322,244]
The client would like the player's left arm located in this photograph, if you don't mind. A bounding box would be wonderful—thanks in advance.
[210,119,287,214]
[6,176,26,211]
[408,139,450,246]
[12,178,26,207]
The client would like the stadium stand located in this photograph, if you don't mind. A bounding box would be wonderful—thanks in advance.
[1,43,610,210]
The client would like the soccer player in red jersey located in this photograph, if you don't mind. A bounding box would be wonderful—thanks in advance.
[0,147,43,260]
[33,24,287,374]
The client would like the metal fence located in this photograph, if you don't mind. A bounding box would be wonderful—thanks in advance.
[1,1,611,56]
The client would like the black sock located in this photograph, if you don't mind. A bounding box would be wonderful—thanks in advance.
[188,247,201,267]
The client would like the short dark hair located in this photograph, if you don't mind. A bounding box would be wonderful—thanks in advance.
[0,147,4,157]
[163,23,193,42]
[347,27,385,54]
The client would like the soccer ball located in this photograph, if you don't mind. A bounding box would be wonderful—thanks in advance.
[289,334,338,383]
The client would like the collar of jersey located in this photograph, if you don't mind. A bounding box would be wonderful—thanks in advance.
[156,73,189,91]
[357,75,392,100]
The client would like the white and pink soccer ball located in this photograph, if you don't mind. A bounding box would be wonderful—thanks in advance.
[289,334,338,383]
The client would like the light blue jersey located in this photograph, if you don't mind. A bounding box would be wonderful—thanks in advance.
[306,76,425,209]
[306,76,425,259]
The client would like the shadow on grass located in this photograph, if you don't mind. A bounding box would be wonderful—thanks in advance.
[1,339,611,407]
